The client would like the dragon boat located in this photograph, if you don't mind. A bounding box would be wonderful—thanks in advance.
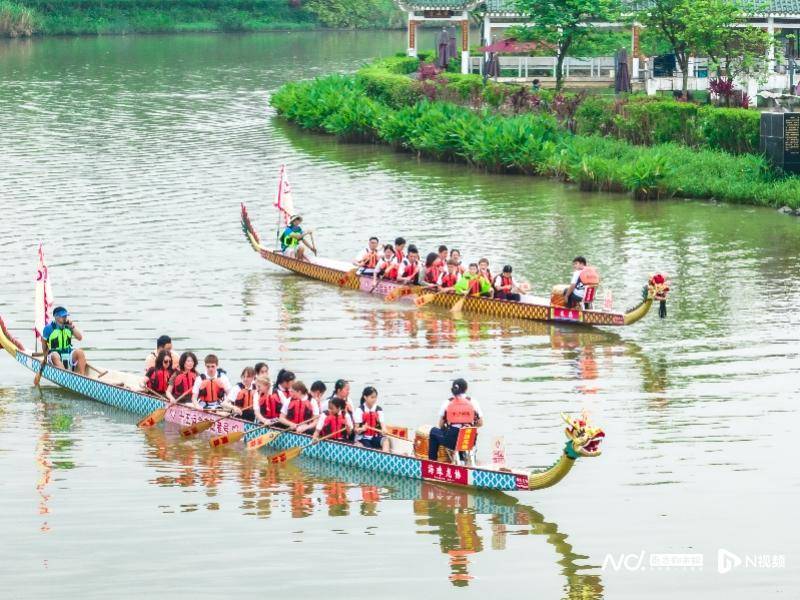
[241,204,669,327]
[1,315,603,493]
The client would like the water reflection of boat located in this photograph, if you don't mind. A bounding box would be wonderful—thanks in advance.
[0,315,603,493]
[242,203,667,327]
[136,419,603,596]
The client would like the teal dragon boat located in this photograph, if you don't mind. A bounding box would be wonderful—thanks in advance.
[0,314,604,493]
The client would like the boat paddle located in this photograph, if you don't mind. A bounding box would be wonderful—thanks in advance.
[137,389,190,428]
[413,293,437,308]
[450,294,467,314]
[209,415,317,449]
[337,268,358,287]
[384,286,413,302]
[270,428,345,464]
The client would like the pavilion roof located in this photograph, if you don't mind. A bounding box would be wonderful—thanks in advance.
[399,0,800,16]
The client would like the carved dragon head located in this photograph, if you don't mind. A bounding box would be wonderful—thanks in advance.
[561,412,605,458]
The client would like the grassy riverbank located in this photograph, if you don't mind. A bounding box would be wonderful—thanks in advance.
[0,0,402,36]
[270,60,800,210]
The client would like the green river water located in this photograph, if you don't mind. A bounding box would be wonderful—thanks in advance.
[0,31,798,599]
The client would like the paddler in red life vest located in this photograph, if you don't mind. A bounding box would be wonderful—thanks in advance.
[256,369,294,426]
[313,397,352,442]
[493,265,522,302]
[278,380,319,433]
[372,244,396,283]
[167,351,198,404]
[449,248,465,274]
[394,237,406,264]
[422,252,443,288]
[191,354,231,410]
[144,334,180,375]
[439,260,460,293]
[354,237,381,276]
[428,378,484,461]
[253,375,277,426]
[396,244,421,285]
[437,245,449,267]
[354,386,390,452]
[223,366,257,421]
[327,379,355,440]
[145,349,175,395]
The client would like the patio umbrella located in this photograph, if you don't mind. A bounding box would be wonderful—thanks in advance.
[615,48,631,93]
[436,28,449,68]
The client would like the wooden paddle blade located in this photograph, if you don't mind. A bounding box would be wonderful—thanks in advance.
[209,430,245,448]
[385,286,411,302]
[337,268,358,287]
[385,425,409,440]
[181,419,215,438]
[246,430,281,451]
[270,446,302,464]
[138,408,167,428]
[450,296,466,314]
[414,293,436,308]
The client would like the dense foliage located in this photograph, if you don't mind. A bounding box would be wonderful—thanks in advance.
[271,73,800,208]
[1,0,402,35]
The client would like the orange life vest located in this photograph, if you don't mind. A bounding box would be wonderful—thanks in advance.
[445,396,476,425]
[362,248,379,269]
[198,375,226,403]
[320,411,347,440]
[395,248,405,264]
[498,275,513,290]
[579,266,600,285]
[146,367,172,394]
[286,396,314,424]
[234,382,254,410]
[172,370,196,400]
[468,277,481,296]
[359,406,382,437]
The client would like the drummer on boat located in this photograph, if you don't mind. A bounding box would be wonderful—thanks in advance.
[144,335,180,374]
[280,215,314,262]
[428,378,484,462]
[42,306,87,376]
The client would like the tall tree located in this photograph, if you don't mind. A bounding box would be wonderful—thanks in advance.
[638,0,768,98]
[515,0,621,90]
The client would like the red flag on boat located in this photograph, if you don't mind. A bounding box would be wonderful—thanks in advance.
[34,244,53,341]
[274,164,295,227]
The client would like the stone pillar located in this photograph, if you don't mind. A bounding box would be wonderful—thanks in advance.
[460,16,470,74]
[767,16,775,72]
[482,13,491,73]
[632,24,641,78]
[408,15,417,57]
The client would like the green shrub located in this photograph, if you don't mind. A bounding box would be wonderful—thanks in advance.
[574,96,616,136]
[0,0,38,36]
[615,100,699,146]
[697,106,760,154]
[623,153,672,200]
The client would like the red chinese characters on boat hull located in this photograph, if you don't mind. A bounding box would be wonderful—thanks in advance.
[422,460,469,485]
[550,307,582,322]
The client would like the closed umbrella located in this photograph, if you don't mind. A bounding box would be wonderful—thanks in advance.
[615,48,631,93]
[436,28,449,68]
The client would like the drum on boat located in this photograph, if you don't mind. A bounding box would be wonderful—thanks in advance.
[550,284,569,307]
[413,425,450,462]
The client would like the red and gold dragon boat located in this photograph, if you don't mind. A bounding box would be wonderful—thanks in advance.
[241,204,669,327]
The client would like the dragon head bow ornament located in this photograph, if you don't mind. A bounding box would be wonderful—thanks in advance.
[644,272,670,319]
[561,412,605,458]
